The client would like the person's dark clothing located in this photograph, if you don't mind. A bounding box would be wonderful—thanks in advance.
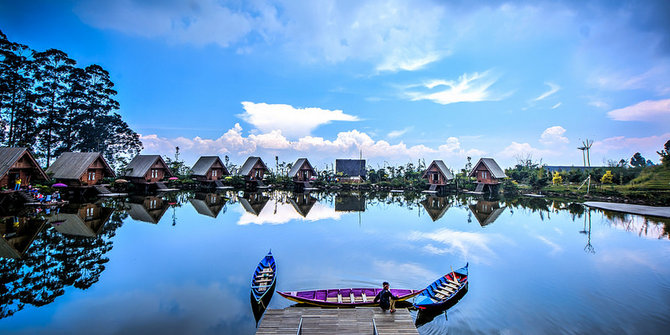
[374,288,398,310]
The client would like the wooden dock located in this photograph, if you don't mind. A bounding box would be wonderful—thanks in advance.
[256,307,418,334]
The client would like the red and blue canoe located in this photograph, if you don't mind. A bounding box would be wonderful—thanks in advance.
[413,263,468,310]
[278,287,422,307]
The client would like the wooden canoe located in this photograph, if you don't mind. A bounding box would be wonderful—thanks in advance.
[251,250,276,302]
[278,287,422,307]
[413,263,468,310]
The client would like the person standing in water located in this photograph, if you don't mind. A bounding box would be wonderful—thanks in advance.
[374,281,398,313]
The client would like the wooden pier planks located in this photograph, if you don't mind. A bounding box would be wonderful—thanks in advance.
[256,307,418,334]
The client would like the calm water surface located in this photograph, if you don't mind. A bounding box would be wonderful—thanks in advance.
[1,191,669,334]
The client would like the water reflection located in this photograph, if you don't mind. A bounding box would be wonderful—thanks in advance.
[239,192,269,216]
[46,202,114,237]
[415,286,469,328]
[127,195,170,224]
[335,193,366,212]
[189,193,228,218]
[421,196,451,222]
[288,193,317,217]
[468,200,506,227]
[0,216,46,259]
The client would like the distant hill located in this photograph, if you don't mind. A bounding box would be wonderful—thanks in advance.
[628,166,670,190]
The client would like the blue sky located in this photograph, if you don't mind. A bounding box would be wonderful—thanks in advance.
[1,0,669,170]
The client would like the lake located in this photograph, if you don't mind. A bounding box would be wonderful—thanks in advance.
[1,191,669,334]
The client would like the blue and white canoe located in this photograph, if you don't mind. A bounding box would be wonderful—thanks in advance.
[251,250,276,302]
[414,263,468,310]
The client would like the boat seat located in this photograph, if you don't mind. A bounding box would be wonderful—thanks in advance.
[445,282,459,290]
[326,296,339,303]
[354,294,365,303]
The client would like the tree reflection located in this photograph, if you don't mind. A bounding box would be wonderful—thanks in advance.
[0,204,126,319]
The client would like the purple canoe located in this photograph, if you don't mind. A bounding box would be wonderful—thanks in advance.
[278,288,422,307]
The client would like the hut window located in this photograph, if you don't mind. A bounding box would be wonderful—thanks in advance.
[432,173,439,182]
[88,171,96,181]
[151,169,159,178]
[86,207,94,217]
[212,169,217,177]
[150,199,157,209]
[255,170,262,178]
[482,171,488,179]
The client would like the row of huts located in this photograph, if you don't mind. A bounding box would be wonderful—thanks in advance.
[0,147,506,195]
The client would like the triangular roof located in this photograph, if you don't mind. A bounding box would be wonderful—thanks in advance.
[468,158,507,179]
[189,193,227,218]
[239,157,269,176]
[239,195,269,216]
[127,202,169,224]
[191,156,229,176]
[288,158,315,178]
[420,196,451,221]
[288,195,317,217]
[469,201,506,227]
[0,147,48,180]
[422,160,454,180]
[335,159,366,177]
[46,152,116,180]
[122,155,173,178]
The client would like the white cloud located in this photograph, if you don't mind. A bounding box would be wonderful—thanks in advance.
[589,100,609,109]
[237,200,341,225]
[539,126,569,145]
[534,82,560,101]
[551,102,562,109]
[437,137,486,157]
[238,102,359,138]
[408,228,505,264]
[607,99,670,122]
[405,71,505,105]
[592,133,670,155]
[500,142,552,159]
[387,127,413,138]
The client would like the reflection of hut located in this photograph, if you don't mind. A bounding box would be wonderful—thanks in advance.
[468,158,507,193]
[421,196,451,221]
[289,193,317,217]
[469,200,506,227]
[288,158,316,190]
[335,159,366,182]
[239,157,270,190]
[0,147,48,189]
[46,152,115,187]
[335,194,366,212]
[46,202,113,237]
[189,193,227,218]
[0,216,46,259]
[239,193,269,216]
[422,160,454,193]
[128,196,169,224]
[121,155,173,185]
[191,156,230,183]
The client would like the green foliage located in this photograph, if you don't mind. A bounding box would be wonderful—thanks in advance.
[502,179,519,195]
[0,30,142,169]
[630,152,648,167]
[657,139,670,167]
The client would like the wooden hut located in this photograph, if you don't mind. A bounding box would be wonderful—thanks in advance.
[46,152,115,187]
[468,158,507,193]
[46,202,113,237]
[239,157,270,190]
[335,159,366,182]
[0,147,48,190]
[469,200,506,227]
[288,158,316,190]
[121,155,173,191]
[422,160,454,193]
[191,156,229,183]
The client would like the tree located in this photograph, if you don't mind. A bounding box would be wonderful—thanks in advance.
[658,139,670,167]
[601,170,613,184]
[33,48,76,167]
[630,152,647,167]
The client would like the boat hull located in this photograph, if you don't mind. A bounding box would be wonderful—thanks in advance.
[413,263,469,311]
[251,251,276,302]
[278,288,422,307]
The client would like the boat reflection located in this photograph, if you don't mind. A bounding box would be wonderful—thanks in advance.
[414,286,469,327]
[45,202,114,237]
[127,195,170,224]
[469,200,506,227]
[421,196,451,222]
[189,193,228,218]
